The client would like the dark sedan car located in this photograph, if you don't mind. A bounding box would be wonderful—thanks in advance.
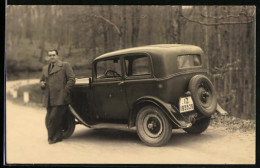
[61,44,218,146]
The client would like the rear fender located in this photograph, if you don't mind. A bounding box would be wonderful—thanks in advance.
[129,96,192,128]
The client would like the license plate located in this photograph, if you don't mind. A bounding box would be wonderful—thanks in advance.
[179,96,194,113]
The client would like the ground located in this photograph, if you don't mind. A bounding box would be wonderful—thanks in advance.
[5,80,256,164]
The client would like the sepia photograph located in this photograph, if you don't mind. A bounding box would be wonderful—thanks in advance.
[5,5,256,164]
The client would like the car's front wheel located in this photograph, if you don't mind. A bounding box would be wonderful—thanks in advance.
[136,106,172,147]
[45,111,76,139]
[183,117,211,134]
[62,113,76,139]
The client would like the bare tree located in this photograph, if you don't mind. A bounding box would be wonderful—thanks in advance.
[131,6,141,47]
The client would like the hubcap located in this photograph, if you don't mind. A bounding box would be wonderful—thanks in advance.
[143,113,163,138]
[197,82,213,108]
[201,90,209,103]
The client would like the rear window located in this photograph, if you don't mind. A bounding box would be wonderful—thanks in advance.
[177,54,201,69]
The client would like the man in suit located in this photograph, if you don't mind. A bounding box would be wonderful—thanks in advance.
[40,49,75,144]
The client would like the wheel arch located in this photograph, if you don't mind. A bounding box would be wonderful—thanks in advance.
[128,96,191,129]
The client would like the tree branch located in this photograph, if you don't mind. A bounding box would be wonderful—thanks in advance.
[180,13,255,26]
[91,15,121,36]
[213,59,241,74]
[200,12,255,20]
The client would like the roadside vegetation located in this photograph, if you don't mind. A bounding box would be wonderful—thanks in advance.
[6,38,92,80]
[211,113,255,132]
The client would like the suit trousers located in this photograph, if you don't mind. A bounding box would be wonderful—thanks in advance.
[45,105,67,140]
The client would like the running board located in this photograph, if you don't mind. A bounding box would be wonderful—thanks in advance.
[91,123,134,130]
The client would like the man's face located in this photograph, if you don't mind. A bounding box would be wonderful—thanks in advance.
[47,51,58,63]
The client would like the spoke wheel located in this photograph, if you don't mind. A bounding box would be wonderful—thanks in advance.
[136,106,172,147]
[143,114,163,138]
[189,75,217,116]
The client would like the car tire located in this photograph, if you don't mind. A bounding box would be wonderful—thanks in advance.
[62,113,76,139]
[189,75,217,116]
[136,106,172,147]
[45,111,76,139]
[183,117,211,134]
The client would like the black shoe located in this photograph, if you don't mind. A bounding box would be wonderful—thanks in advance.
[55,138,63,143]
[49,138,63,144]
[48,140,55,144]
[48,138,53,144]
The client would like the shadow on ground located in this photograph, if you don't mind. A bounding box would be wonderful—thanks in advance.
[66,128,220,147]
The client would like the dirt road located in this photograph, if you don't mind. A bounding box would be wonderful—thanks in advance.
[5,99,255,164]
[5,80,255,164]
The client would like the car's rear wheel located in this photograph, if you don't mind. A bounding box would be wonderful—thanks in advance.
[136,106,172,147]
[189,75,217,117]
[183,117,211,134]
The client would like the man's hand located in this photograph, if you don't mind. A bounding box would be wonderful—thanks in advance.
[40,81,46,88]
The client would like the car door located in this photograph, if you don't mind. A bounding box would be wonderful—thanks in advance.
[123,54,157,105]
[92,56,129,120]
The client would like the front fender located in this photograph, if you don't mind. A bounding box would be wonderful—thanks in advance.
[129,96,192,128]
[68,104,91,128]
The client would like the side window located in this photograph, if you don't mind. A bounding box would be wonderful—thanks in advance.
[125,55,151,76]
[96,57,121,79]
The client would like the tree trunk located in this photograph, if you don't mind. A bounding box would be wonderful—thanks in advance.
[177,6,182,43]
[119,6,127,49]
[39,6,49,62]
[166,6,175,44]
[146,7,153,44]
[131,6,141,47]
[204,6,209,73]
[101,7,109,53]
[243,9,254,119]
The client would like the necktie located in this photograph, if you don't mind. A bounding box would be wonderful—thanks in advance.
[49,63,54,74]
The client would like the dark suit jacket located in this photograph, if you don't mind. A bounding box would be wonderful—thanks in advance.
[40,60,75,107]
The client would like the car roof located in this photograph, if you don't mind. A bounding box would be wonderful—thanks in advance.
[93,44,202,61]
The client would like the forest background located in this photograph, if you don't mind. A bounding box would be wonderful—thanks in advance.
[5,5,256,119]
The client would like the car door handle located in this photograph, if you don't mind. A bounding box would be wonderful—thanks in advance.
[118,81,124,86]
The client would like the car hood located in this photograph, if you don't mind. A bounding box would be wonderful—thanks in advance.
[75,78,89,85]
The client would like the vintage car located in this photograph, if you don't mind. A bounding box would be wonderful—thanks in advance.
[61,44,218,146]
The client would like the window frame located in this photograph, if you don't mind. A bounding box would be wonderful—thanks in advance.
[177,54,202,70]
[123,53,154,80]
[93,56,123,82]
